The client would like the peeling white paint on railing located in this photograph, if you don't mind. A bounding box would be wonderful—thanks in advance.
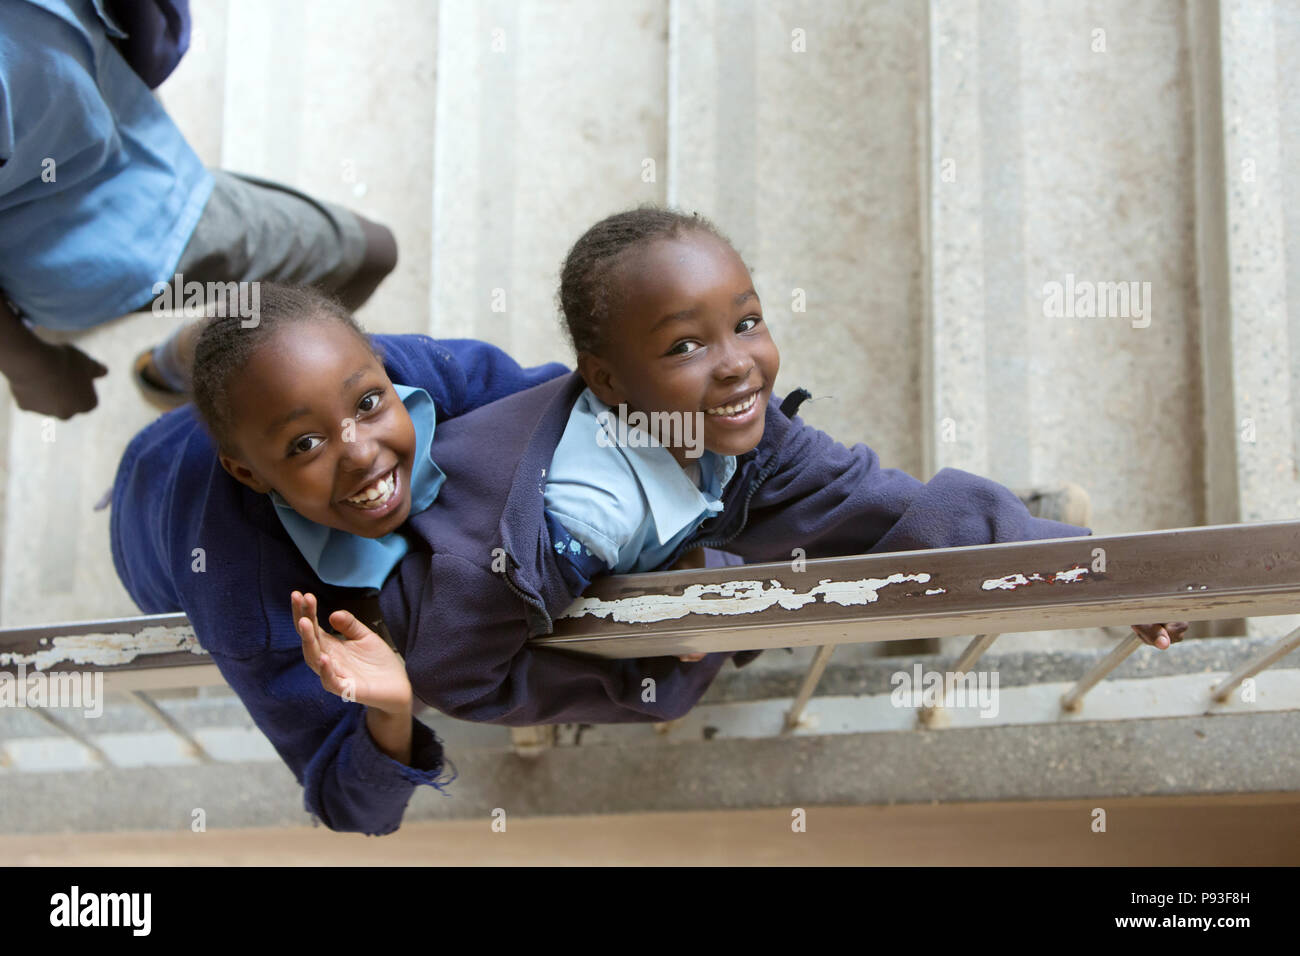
[982,565,1090,591]
[0,626,203,670]
[562,573,936,625]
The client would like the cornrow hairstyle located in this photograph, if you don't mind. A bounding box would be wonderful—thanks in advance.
[190,282,383,455]
[557,205,734,356]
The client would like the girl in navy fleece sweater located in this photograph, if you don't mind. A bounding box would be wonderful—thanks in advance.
[322,207,1187,733]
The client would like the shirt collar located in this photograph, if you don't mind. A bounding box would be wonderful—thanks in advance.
[581,389,736,545]
[269,384,445,590]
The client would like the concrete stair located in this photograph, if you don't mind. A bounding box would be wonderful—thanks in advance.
[2,634,1296,832]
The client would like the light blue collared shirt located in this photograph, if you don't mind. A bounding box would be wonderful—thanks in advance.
[270,384,446,590]
[0,0,214,328]
[544,388,737,574]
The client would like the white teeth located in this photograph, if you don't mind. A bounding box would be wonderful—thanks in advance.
[346,470,395,507]
[706,393,758,416]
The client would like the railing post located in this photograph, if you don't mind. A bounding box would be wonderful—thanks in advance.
[1211,624,1300,703]
[782,644,837,733]
[28,706,112,766]
[1060,634,1143,712]
[129,691,215,764]
[919,633,1001,726]
[509,725,555,757]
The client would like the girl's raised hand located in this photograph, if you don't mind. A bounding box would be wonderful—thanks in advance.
[292,590,412,715]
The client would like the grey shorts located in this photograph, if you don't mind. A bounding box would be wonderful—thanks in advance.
[171,169,368,292]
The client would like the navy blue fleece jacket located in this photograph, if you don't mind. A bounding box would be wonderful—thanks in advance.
[110,335,567,836]
[380,371,1092,729]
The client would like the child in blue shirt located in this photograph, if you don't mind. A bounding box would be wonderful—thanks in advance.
[538,206,1186,653]
[111,282,573,835]
[544,387,736,574]
[371,206,1189,738]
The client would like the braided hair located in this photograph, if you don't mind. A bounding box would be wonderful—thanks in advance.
[558,205,734,356]
[190,282,383,455]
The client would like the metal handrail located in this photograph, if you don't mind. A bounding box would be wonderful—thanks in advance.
[3,522,1300,745]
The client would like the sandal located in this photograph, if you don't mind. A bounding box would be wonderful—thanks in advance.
[133,347,189,412]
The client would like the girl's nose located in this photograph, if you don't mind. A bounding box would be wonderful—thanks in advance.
[337,427,380,468]
[714,342,755,381]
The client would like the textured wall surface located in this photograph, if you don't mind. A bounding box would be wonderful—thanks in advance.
[2,0,1292,644]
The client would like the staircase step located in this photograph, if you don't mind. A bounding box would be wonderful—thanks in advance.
[0,314,174,626]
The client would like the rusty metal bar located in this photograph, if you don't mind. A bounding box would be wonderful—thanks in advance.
[1210,624,1300,703]
[0,612,222,691]
[540,521,1300,659]
[1060,633,1144,712]
[2,522,1298,680]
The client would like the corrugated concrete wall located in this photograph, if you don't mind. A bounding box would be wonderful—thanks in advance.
[3,0,1297,643]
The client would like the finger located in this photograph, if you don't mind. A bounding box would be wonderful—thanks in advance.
[298,616,322,671]
[309,599,338,647]
[321,655,357,701]
[1152,626,1170,649]
[1131,624,1162,648]
[319,654,345,696]
[319,654,341,695]
[297,600,327,666]
[300,592,321,638]
[292,595,318,650]
[327,609,374,642]
[304,592,323,633]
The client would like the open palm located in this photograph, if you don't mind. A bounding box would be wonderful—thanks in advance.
[292,590,411,714]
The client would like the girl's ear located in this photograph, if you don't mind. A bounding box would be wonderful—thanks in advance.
[218,452,273,495]
[577,351,625,407]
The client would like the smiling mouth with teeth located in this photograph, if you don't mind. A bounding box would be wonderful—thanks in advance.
[704,392,759,416]
[343,468,397,509]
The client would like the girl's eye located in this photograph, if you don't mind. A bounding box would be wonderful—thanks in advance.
[289,435,322,457]
[285,390,382,457]
[667,340,701,356]
[737,315,762,333]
